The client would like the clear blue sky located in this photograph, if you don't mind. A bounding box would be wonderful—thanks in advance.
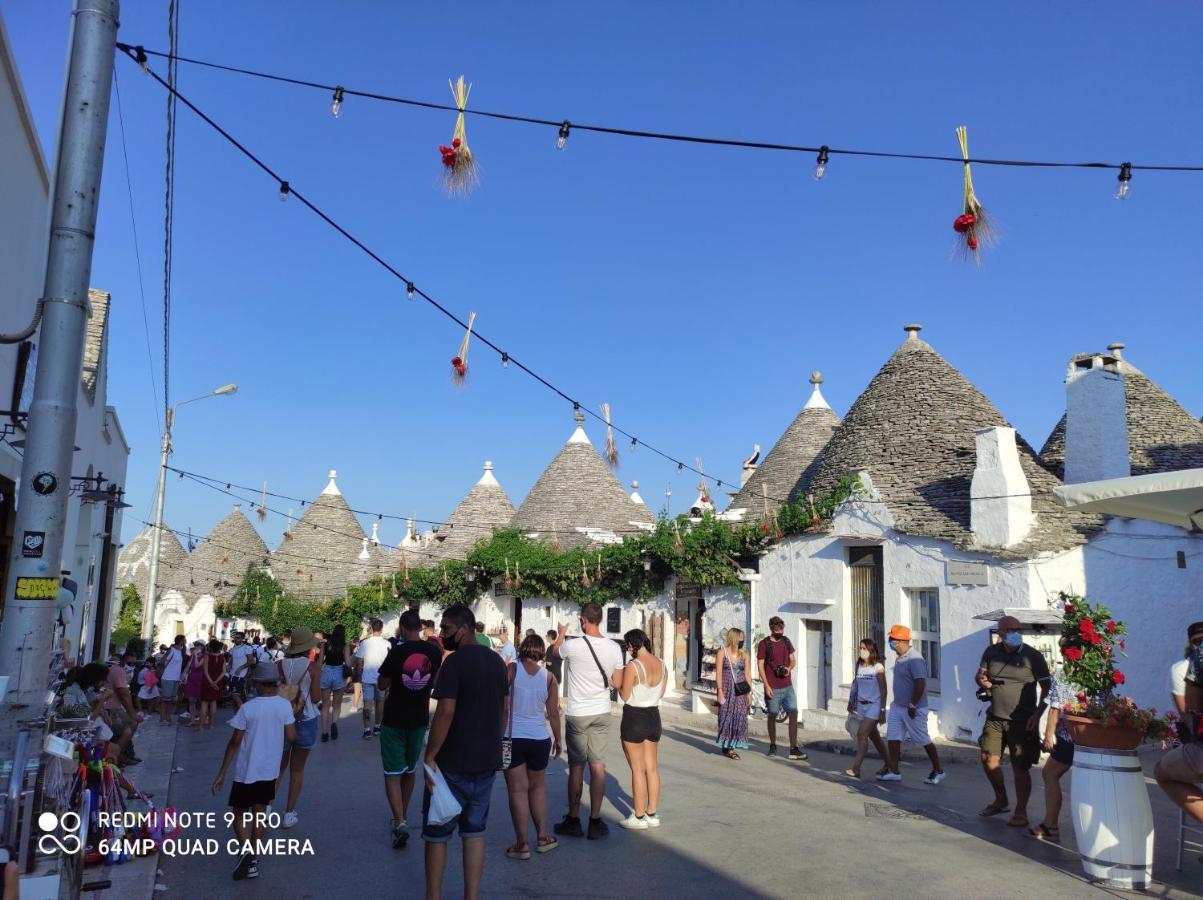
[5,2,1202,550]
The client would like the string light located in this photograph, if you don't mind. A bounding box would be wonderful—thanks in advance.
[331,86,345,118]
[279,180,290,202]
[406,281,415,300]
[677,463,684,474]
[630,437,637,450]
[134,45,149,74]
[815,145,829,180]
[1116,162,1132,199]
[500,352,509,368]
[556,121,571,151]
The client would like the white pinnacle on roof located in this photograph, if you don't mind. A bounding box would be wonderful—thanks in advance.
[321,469,341,496]
[630,480,647,507]
[400,517,421,549]
[478,460,500,486]
[369,521,380,545]
[567,410,591,445]
[804,370,831,410]
[358,538,370,561]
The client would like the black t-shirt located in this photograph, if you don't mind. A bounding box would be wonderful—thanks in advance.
[378,640,442,730]
[431,642,507,774]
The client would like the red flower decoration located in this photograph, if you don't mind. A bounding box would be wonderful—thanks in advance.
[1112,670,1126,685]
[967,235,979,251]
[952,213,977,233]
[1091,633,1102,646]
[1119,640,1126,650]
[1106,620,1117,634]
[1064,603,1075,613]
[1062,646,1083,661]
[1079,619,1095,635]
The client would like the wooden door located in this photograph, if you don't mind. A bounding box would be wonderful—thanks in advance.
[848,546,884,652]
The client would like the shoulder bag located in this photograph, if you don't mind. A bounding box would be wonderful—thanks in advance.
[581,636,617,702]
[500,663,514,771]
[276,659,308,718]
[727,651,752,697]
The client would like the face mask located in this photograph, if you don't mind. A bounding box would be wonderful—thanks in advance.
[859,649,871,662]
[1003,631,1023,649]
[737,640,745,650]
[442,628,462,652]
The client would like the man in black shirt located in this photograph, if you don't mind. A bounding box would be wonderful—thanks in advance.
[422,604,507,899]
[377,610,442,849]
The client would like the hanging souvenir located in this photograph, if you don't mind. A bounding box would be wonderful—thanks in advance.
[439,76,478,195]
[673,521,684,552]
[442,565,450,588]
[451,312,476,384]
[391,573,400,599]
[503,557,513,592]
[595,553,602,583]
[580,558,592,588]
[402,554,411,588]
[601,403,619,468]
[514,561,523,589]
[258,481,268,522]
[953,126,992,261]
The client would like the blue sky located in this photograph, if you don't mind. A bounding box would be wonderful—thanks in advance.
[5,2,1202,549]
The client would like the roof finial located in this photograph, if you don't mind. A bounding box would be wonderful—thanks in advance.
[574,409,585,427]
[805,369,832,410]
[1106,341,1125,359]
[478,460,500,486]
[903,323,923,340]
[321,469,342,496]
[484,460,494,472]
[810,369,823,386]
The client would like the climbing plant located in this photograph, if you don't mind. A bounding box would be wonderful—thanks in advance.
[110,584,142,654]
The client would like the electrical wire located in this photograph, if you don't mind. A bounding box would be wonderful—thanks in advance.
[116,43,1203,173]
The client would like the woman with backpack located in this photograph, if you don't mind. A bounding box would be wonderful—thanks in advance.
[276,626,322,829]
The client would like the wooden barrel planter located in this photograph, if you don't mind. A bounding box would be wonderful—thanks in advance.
[1067,717,1153,891]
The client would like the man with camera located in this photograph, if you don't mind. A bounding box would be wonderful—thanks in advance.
[756,618,806,760]
[975,616,1050,828]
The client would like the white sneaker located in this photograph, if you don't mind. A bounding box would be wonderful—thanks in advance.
[876,771,902,782]
[620,815,648,830]
[924,771,946,785]
[644,813,661,828]
[282,811,299,829]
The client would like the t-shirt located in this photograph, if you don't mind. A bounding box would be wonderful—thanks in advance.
[757,636,794,689]
[498,642,516,666]
[103,663,129,711]
[431,643,507,773]
[161,647,184,681]
[474,633,492,648]
[890,648,929,710]
[378,640,442,729]
[559,635,624,717]
[853,662,885,705]
[1171,657,1190,698]
[356,635,391,685]
[979,642,1050,722]
[228,695,295,784]
[229,644,256,679]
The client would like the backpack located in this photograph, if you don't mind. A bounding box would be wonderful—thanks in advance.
[275,659,308,718]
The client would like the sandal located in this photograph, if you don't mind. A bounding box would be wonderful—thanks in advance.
[505,844,532,860]
[1006,815,1030,828]
[979,802,1010,817]
[843,769,860,778]
[724,750,741,760]
[1026,824,1059,841]
[535,836,558,853]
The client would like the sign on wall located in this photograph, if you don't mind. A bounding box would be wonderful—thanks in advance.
[946,560,990,586]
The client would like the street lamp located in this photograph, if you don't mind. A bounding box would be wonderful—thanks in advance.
[141,384,238,642]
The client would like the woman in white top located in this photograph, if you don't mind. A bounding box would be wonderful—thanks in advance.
[276,626,322,830]
[845,638,889,779]
[619,628,666,830]
[503,633,563,860]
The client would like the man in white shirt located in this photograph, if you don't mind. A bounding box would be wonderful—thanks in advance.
[227,633,258,711]
[497,627,516,667]
[157,636,186,724]
[549,602,623,840]
[356,618,391,738]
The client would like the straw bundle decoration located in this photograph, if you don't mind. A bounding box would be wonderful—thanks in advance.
[401,554,411,588]
[601,403,619,468]
[514,562,523,589]
[439,76,478,195]
[258,481,268,522]
[953,126,992,261]
[696,458,712,508]
[441,565,450,588]
[503,558,513,592]
[451,311,476,385]
[580,558,592,589]
[391,573,399,599]
[673,521,684,552]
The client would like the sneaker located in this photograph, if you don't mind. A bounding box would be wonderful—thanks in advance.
[363,728,372,740]
[620,815,648,830]
[876,771,902,782]
[232,853,258,880]
[331,722,339,740]
[766,744,777,757]
[924,770,946,785]
[586,818,610,840]
[553,815,583,838]
[372,725,381,736]
[788,747,809,761]
[644,813,661,828]
[282,811,299,829]
[321,733,329,743]
[391,824,408,849]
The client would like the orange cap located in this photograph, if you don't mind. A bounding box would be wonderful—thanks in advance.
[888,624,911,641]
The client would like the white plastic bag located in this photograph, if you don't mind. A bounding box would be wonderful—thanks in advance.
[424,764,462,827]
[844,713,860,741]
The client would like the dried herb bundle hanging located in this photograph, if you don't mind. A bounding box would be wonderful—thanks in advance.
[601,403,619,468]
[953,126,993,261]
[439,76,478,195]
[451,312,476,385]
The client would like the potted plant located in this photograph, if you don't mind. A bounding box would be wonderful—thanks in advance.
[1056,593,1174,750]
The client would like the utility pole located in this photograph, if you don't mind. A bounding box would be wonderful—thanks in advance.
[141,416,171,643]
[0,0,119,714]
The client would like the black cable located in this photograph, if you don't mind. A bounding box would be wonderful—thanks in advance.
[116,43,1203,173]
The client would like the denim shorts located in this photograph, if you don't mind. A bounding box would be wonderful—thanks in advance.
[361,682,381,702]
[159,679,179,701]
[422,770,496,842]
[287,714,319,750]
[320,664,346,691]
[765,684,797,716]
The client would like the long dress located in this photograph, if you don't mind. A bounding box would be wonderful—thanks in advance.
[716,651,750,750]
[200,652,226,702]
[184,650,205,700]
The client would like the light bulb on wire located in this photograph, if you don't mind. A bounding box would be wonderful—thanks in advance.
[814,146,829,181]
[501,352,509,368]
[556,121,571,151]
[1115,162,1132,200]
[331,86,345,118]
[406,282,415,300]
[279,181,290,203]
[134,45,149,75]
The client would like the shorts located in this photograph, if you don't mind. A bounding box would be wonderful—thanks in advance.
[229,676,247,700]
[765,684,798,716]
[286,714,320,750]
[620,706,662,744]
[107,707,135,738]
[1155,743,1203,783]
[1050,736,1075,766]
[422,770,496,842]
[979,718,1041,768]
[362,682,382,702]
[855,700,882,721]
[565,714,610,766]
[380,724,426,776]
[159,680,179,701]
[320,664,346,691]
[886,704,931,746]
[229,779,276,809]
[508,737,552,771]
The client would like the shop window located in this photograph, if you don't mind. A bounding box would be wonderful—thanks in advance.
[606,607,621,634]
[908,588,941,686]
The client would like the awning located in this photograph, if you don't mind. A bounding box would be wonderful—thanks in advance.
[1053,468,1203,531]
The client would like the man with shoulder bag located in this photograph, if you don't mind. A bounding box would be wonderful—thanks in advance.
[756,617,807,760]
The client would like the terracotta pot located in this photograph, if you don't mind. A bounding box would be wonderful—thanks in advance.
[1063,714,1143,751]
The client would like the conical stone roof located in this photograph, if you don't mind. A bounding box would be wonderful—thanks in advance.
[728,370,840,517]
[512,413,656,550]
[424,461,517,563]
[808,325,1100,558]
[189,505,270,603]
[1040,351,1203,478]
[271,470,377,598]
[116,524,190,601]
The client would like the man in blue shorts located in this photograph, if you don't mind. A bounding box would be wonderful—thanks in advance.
[757,617,807,760]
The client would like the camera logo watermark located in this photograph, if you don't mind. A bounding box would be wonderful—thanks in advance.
[37,811,82,855]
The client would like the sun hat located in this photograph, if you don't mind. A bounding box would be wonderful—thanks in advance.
[251,661,279,684]
[888,624,911,641]
[287,626,316,656]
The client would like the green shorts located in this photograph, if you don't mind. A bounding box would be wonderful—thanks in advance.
[380,724,425,776]
[979,717,1041,769]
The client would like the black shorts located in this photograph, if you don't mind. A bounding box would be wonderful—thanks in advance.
[1050,736,1075,766]
[508,737,551,772]
[620,706,662,743]
[228,779,275,809]
[229,676,247,700]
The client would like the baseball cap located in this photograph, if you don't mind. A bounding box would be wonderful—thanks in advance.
[888,624,911,641]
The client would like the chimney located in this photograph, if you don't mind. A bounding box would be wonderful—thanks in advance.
[1063,349,1130,484]
[971,427,1033,548]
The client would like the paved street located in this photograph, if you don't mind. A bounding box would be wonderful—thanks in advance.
[154,702,1200,899]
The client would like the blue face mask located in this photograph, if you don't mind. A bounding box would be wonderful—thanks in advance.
[1002,631,1023,649]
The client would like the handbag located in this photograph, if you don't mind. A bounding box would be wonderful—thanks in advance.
[499,665,515,771]
[726,652,752,697]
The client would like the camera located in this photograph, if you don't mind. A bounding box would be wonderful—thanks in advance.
[976,678,1003,702]
[773,664,789,679]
